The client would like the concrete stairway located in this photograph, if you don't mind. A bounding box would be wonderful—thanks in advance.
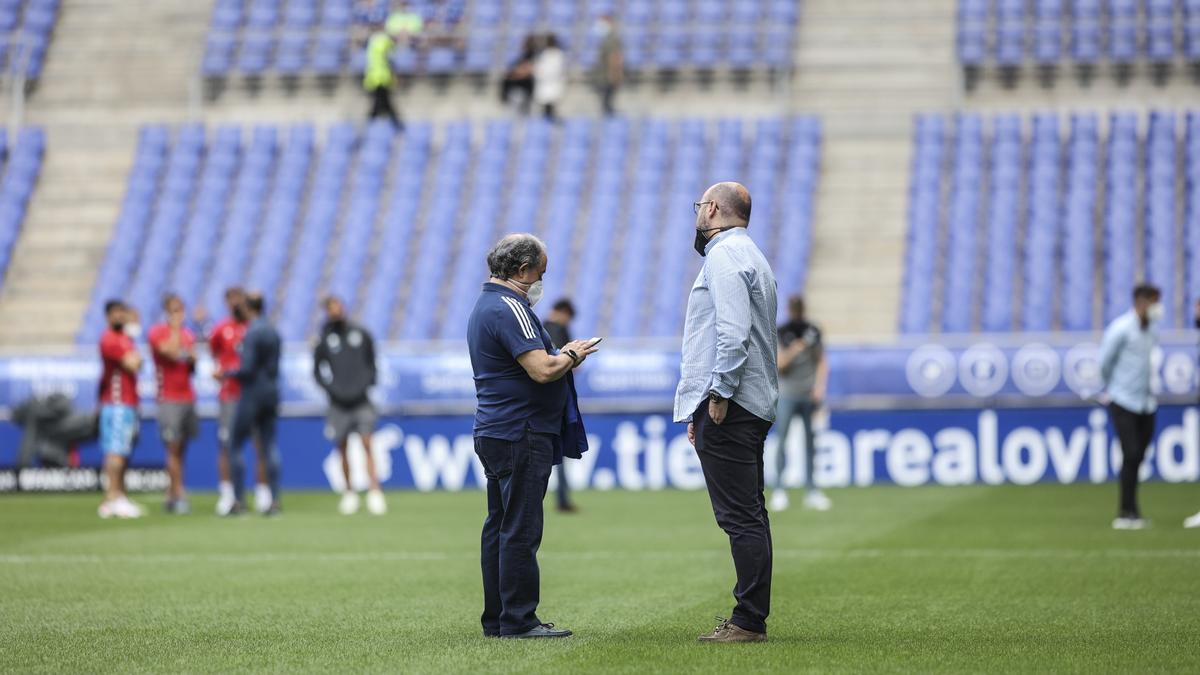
[0,0,210,347]
[788,0,959,341]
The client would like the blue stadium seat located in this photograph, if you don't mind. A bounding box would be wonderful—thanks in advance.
[942,114,984,333]
[238,34,274,74]
[202,33,237,76]
[1023,114,1061,332]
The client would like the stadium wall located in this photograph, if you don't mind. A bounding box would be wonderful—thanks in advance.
[1,405,1197,493]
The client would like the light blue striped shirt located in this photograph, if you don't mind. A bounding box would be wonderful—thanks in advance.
[673,228,779,424]
[1099,310,1157,414]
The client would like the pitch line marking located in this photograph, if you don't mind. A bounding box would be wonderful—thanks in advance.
[2,548,1199,565]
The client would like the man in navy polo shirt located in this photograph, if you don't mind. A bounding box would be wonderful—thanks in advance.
[467,233,599,640]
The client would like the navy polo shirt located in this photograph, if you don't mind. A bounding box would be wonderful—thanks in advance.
[468,282,567,441]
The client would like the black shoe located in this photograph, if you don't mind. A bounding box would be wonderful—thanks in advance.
[483,630,500,638]
[501,623,572,639]
[221,502,246,517]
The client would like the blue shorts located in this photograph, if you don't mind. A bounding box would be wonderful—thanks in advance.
[99,405,138,457]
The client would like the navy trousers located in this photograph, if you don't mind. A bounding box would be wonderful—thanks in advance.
[474,429,554,636]
[228,389,281,505]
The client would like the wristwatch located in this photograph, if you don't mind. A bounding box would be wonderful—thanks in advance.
[708,391,725,404]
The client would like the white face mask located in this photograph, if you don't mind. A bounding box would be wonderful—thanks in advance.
[1147,303,1164,324]
[526,280,544,307]
[125,323,143,339]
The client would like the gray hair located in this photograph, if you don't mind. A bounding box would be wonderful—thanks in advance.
[486,234,546,279]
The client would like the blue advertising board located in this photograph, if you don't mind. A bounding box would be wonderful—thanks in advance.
[0,337,1196,414]
[3,405,1196,492]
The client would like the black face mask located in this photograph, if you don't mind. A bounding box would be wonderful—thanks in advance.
[110,322,125,333]
[694,226,731,257]
[233,307,248,322]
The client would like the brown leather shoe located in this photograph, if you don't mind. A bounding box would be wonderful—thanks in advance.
[697,618,767,643]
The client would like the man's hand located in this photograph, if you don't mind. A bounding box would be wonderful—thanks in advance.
[811,385,826,407]
[562,339,600,367]
[212,367,224,381]
[687,422,695,446]
[788,340,807,355]
[708,398,728,425]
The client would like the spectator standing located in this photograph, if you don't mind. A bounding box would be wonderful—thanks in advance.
[533,34,566,121]
[543,298,578,513]
[314,296,387,516]
[771,295,830,513]
[1099,283,1162,531]
[364,25,403,130]
[591,15,623,116]
[501,34,540,114]
[148,294,199,515]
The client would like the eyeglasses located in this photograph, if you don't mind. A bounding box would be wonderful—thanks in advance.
[693,201,715,214]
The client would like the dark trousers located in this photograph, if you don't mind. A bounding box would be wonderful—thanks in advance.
[775,397,817,489]
[554,463,572,509]
[500,76,533,113]
[367,86,401,129]
[598,84,617,115]
[228,391,281,506]
[1108,403,1155,518]
[474,430,554,636]
[693,400,774,634]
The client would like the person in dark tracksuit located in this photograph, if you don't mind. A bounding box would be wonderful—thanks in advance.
[221,292,283,516]
[542,298,578,513]
[467,234,598,640]
[314,295,386,516]
[676,182,779,644]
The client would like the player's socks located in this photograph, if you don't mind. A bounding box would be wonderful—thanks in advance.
[366,489,387,516]
[216,482,236,516]
[254,484,273,514]
[339,491,361,515]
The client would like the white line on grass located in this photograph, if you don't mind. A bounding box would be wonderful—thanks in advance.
[2,548,1199,565]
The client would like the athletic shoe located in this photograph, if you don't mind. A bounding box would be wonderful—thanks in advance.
[768,489,789,513]
[98,501,116,519]
[215,493,237,517]
[264,504,282,518]
[366,489,387,516]
[803,490,832,512]
[174,498,191,515]
[1112,517,1147,530]
[117,497,146,516]
[698,617,767,643]
[219,502,245,517]
[339,491,361,515]
[500,623,572,639]
[112,498,144,519]
[1184,511,1200,529]
[254,485,273,515]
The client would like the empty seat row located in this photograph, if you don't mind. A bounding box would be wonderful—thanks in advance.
[203,0,800,77]
[902,109,1200,335]
[81,115,820,344]
[958,0,1200,69]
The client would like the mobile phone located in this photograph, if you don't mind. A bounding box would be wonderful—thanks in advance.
[586,336,604,348]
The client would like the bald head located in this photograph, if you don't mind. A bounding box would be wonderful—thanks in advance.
[702,182,752,228]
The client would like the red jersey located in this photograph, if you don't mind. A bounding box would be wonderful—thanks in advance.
[148,323,196,403]
[99,329,139,406]
[208,317,248,402]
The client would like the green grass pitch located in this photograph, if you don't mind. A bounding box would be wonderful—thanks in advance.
[2,483,1199,673]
